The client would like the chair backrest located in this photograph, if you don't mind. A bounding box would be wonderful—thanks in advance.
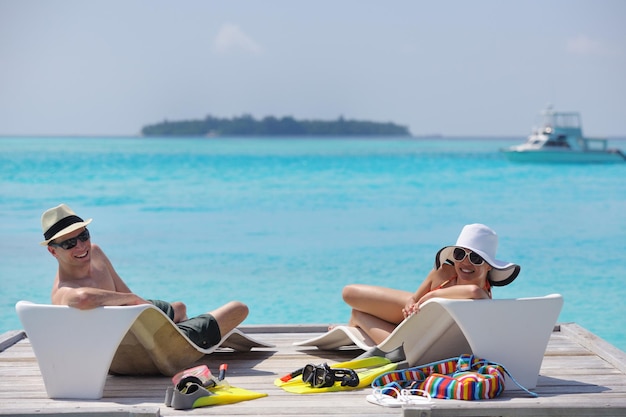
[374,294,563,390]
[16,301,273,398]
[426,294,564,389]
[15,301,151,399]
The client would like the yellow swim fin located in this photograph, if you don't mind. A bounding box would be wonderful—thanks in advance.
[191,385,267,407]
[275,356,399,394]
[330,356,392,370]
[167,382,266,409]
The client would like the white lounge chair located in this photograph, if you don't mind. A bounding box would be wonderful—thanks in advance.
[15,301,274,399]
[295,294,563,390]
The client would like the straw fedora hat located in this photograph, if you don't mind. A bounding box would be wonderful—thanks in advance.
[434,223,520,286]
[40,204,92,246]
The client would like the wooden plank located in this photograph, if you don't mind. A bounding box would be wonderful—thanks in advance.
[403,404,626,417]
[0,325,625,416]
[0,330,25,352]
[560,322,626,373]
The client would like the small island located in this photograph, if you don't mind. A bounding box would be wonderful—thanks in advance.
[141,114,411,137]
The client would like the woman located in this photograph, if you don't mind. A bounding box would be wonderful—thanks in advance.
[340,223,520,344]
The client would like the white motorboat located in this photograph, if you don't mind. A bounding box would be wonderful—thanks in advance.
[502,107,625,163]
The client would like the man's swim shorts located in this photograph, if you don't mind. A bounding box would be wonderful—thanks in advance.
[148,300,222,348]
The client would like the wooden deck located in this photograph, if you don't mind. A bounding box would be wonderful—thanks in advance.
[1,323,625,417]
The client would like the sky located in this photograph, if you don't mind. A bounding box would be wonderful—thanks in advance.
[1,0,625,137]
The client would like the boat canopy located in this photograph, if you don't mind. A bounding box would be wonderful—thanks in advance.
[538,108,582,136]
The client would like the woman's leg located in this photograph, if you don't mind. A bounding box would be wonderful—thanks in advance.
[348,309,397,345]
[342,284,412,324]
[341,284,413,344]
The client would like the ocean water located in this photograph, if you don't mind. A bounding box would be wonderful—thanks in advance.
[1,136,625,352]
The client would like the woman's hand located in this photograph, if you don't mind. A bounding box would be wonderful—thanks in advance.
[402,296,418,318]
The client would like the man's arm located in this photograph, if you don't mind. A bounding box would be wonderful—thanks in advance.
[51,244,148,309]
[52,285,149,309]
[91,244,134,293]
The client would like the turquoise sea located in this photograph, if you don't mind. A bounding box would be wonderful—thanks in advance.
[1,137,625,352]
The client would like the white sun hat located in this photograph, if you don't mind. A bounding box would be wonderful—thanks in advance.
[435,223,520,286]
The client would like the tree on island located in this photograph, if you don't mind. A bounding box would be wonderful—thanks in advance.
[141,114,411,137]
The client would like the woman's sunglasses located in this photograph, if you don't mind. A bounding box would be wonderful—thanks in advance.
[302,363,359,388]
[452,247,485,266]
[49,229,90,250]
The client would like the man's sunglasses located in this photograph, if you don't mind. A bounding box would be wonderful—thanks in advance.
[49,229,90,250]
[452,247,485,266]
[302,363,359,388]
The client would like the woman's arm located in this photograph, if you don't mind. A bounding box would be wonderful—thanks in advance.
[403,263,458,317]
[416,284,490,308]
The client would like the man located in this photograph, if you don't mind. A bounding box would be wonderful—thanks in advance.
[41,203,249,349]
